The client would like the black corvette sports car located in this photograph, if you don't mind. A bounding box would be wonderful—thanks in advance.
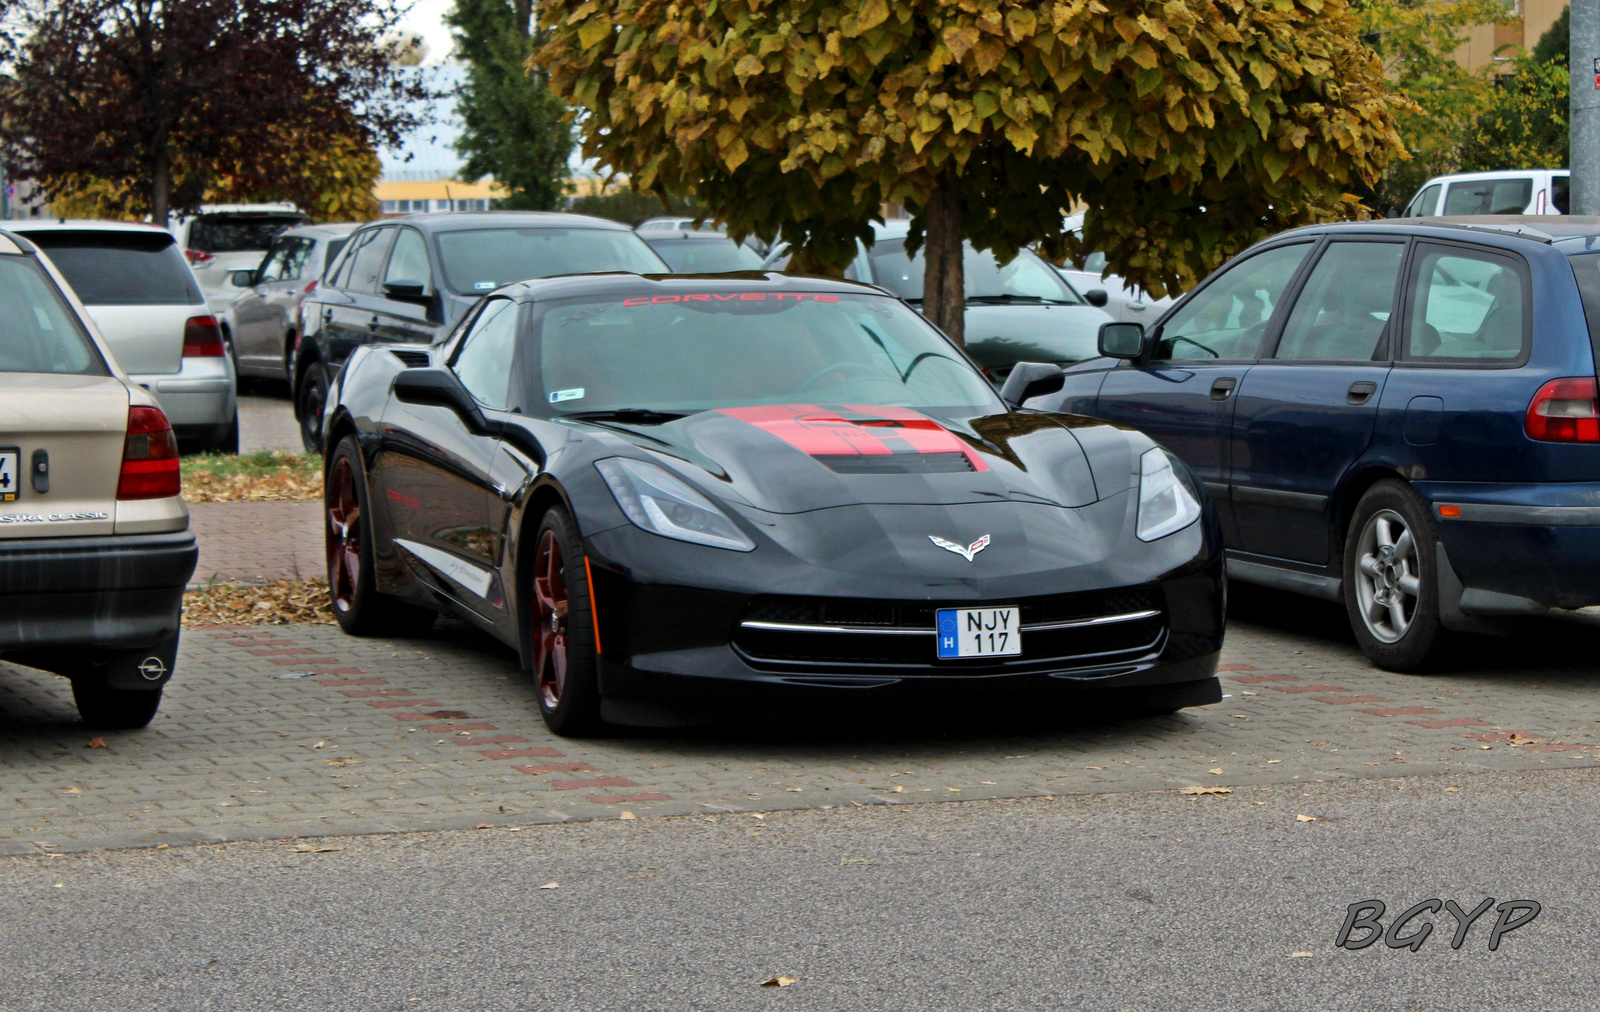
[321,273,1225,734]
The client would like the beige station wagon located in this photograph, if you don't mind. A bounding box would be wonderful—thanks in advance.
[0,228,197,728]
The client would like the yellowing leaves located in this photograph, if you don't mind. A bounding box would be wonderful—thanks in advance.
[576,18,612,52]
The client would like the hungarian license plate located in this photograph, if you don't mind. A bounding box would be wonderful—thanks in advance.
[936,606,1022,659]
[0,448,17,502]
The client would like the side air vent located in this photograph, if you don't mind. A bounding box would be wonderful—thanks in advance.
[813,452,975,474]
[390,349,431,368]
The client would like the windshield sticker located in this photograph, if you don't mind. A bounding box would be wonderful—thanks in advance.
[717,404,988,471]
[620,293,840,306]
[474,281,496,290]
[549,387,586,404]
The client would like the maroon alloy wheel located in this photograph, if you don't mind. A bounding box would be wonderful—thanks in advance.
[326,457,361,615]
[533,528,570,709]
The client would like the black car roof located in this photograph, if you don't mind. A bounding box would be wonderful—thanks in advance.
[373,211,636,234]
[501,271,887,301]
[1270,216,1600,253]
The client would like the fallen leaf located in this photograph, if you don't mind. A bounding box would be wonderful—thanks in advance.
[888,771,911,777]
[289,842,343,853]
[619,811,637,820]
[1480,745,1493,750]
[1508,733,1538,746]
[1285,951,1314,958]
[1231,714,1249,718]
[946,787,961,792]
[759,977,796,988]
[52,882,63,889]
[786,787,802,793]
[1085,765,1104,770]
[750,813,765,820]
[539,881,559,889]
[1444,786,1461,792]
[86,738,106,749]
[63,787,81,794]
[1209,767,1225,775]
[1296,814,1319,823]
[155,844,169,850]
[1241,690,1258,695]
[980,781,996,785]
[892,785,905,793]
[324,757,360,766]
[1179,785,1232,796]
[474,823,492,830]
[312,741,325,749]
[1266,760,1281,764]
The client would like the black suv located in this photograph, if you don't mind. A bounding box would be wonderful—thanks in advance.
[292,211,667,452]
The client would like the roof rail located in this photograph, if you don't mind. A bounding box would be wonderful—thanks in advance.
[1434,221,1557,244]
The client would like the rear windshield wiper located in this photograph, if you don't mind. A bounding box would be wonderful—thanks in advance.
[965,294,1075,305]
[563,408,693,425]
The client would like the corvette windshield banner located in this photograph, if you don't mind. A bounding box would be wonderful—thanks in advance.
[716,404,988,470]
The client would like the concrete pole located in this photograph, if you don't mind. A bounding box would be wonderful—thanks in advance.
[1573,0,1600,214]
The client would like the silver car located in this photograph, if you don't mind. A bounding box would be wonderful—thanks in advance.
[1052,212,1175,324]
[7,221,239,453]
[170,203,310,315]
[223,222,358,383]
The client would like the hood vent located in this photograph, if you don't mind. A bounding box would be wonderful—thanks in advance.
[813,451,976,475]
[390,349,431,368]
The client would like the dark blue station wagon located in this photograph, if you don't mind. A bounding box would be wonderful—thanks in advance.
[1040,217,1600,671]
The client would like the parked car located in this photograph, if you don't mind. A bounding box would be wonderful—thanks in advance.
[7,220,239,453]
[638,230,765,273]
[321,272,1224,734]
[0,227,197,728]
[170,203,310,314]
[1039,215,1600,671]
[1402,170,1568,218]
[636,216,724,234]
[1051,212,1176,324]
[294,211,668,452]
[763,221,1114,383]
[222,222,358,385]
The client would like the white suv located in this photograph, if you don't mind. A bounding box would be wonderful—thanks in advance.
[0,228,196,729]
[1403,169,1569,217]
[171,203,309,314]
[7,221,240,452]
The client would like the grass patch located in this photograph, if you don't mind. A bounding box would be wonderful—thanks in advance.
[182,450,322,503]
[184,578,335,626]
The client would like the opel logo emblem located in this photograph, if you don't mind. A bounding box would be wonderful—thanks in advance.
[137,657,168,681]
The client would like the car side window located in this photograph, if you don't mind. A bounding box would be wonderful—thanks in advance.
[281,238,314,281]
[327,231,369,289]
[1273,241,1404,361]
[451,299,518,409]
[257,239,294,283]
[1404,245,1530,363]
[384,229,430,289]
[1151,243,1310,361]
[344,227,394,294]
[1405,183,1441,218]
[1443,178,1532,215]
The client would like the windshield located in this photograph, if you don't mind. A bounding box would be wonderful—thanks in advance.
[30,231,203,306]
[868,241,1078,303]
[646,238,764,273]
[0,257,104,375]
[533,291,1001,417]
[436,228,667,293]
[188,215,306,253]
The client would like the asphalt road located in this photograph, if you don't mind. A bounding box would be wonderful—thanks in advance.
[2,767,1595,1011]
[236,390,301,454]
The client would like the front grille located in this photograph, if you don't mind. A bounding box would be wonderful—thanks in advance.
[733,588,1165,673]
[813,452,976,474]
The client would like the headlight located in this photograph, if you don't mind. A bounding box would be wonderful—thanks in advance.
[595,457,756,552]
[1136,447,1201,542]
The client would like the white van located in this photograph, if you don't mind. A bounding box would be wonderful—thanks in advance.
[1402,169,1568,217]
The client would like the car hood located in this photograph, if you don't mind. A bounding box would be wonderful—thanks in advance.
[962,304,1112,373]
[570,406,1124,514]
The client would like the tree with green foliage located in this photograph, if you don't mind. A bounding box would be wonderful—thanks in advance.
[448,0,574,210]
[1455,8,1571,175]
[539,0,1408,342]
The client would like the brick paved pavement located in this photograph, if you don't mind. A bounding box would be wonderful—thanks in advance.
[188,501,323,586]
[5,587,1600,856]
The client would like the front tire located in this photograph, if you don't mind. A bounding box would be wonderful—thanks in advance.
[1342,480,1456,672]
[325,436,436,637]
[298,362,329,454]
[528,507,602,736]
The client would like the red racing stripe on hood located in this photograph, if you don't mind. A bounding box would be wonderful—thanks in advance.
[716,404,988,471]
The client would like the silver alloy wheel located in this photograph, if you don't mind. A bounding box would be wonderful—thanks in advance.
[1354,508,1421,644]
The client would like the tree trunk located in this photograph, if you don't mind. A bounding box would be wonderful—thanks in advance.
[151,149,171,228]
[921,178,964,347]
[514,0,533,37]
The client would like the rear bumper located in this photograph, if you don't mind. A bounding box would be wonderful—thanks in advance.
[0,530,197,649]
[1419,481,1600,610]
[130,355,236,431]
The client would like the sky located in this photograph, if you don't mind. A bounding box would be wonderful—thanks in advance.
[397,0,456,64]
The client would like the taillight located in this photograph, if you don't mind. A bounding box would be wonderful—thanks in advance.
[304,280,318,294]
[183,248,215,267]
[118,406,180,500]
[1525,377,1600,443]
[183,315,225,357]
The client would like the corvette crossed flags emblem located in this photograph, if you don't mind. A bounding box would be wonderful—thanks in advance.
[928,534,991,562]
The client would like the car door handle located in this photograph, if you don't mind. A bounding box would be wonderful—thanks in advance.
[370,315,382,328]
[1347,380,1378,405]
[322,308,333,321]
[1210,376,1238,401]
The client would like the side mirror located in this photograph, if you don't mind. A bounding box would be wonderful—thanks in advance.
[999,361,1066,407]
[392,367,490,431]
[229,268,259,288]
[1082,288,1109,308]
[1098,321,1145,359]
[383,278,430,302]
